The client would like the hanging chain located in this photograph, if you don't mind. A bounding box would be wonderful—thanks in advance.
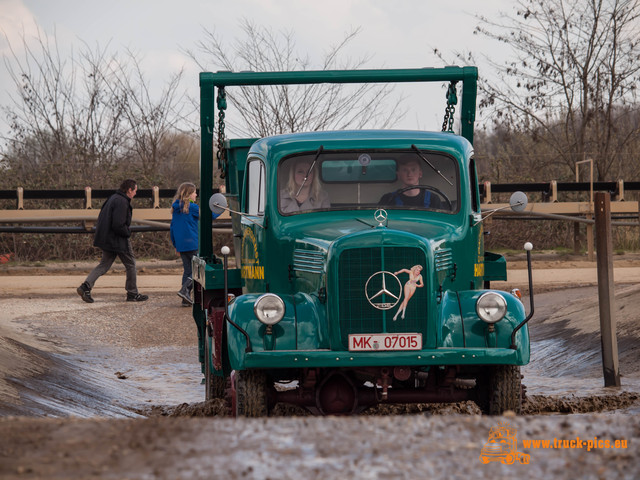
[441,81,458,133]
[216,87,228,179]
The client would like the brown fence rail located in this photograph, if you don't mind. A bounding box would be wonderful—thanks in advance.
[479,180,640,203]
[0,187,231,234]
[0,182,638,231]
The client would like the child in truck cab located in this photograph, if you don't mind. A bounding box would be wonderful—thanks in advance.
[280,157,330,213]
[379,158,443,209]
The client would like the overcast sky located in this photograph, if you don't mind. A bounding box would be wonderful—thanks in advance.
[0,0,516,135]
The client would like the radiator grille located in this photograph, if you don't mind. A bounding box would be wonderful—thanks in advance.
[337,246,427,347]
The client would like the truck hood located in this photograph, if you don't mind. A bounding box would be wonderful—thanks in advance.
[277,213,461,251]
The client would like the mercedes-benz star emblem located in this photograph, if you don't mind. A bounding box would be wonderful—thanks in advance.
[374,209,388,227]
[365,271,402,310]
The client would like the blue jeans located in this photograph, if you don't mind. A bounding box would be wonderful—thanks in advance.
[179,250,197,294]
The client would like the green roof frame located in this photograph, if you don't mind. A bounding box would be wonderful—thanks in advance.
[198,66,478,258]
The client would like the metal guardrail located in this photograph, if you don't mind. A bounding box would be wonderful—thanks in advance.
[479,180,639,220]
[0,187,231,233]
[0,182,637,231]
[478,181,640,262]
[1,181,639,208]
[0,187,176,209]
[1,184,635,262]
[479,180,640,203]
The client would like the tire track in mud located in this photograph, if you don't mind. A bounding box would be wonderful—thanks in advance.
[2,287,640,418]
[138,391,640,418]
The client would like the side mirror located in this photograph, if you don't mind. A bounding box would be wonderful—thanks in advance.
[209,193,228,215]
[475,191,529,227]
[509,191,528,212]
[209,191,265,229]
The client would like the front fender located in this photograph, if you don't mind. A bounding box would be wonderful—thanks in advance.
[226,293,296,370]
[226,292,329,370]
[457,290,530,365]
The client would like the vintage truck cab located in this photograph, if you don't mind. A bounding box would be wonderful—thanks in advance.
[193,67,532,416]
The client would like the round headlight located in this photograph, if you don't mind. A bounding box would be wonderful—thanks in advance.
[253,293,285,325]
[476,292,507,324]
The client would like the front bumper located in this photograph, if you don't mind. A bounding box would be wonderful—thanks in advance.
[236,346,526,370]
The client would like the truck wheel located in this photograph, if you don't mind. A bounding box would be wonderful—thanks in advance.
[488,365,522,415]
[235,369,269,417]
[204,336,226,400]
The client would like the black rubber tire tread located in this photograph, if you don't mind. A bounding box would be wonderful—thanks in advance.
[489,365,522,415]
[235,369,269,417]
[210,374,227,400]
[204,336,226,400]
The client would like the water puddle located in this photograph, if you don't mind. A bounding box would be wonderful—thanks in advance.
[1,338,204,417]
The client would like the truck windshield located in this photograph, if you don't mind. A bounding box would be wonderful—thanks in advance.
[278,150,459,215]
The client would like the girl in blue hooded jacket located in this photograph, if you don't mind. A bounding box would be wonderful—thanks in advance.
[170,182,219,306]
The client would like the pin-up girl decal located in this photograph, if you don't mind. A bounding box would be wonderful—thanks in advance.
[393,265,424,321]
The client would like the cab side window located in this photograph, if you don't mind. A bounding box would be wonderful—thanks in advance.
[469,158,480,213]
[246,159,266,215]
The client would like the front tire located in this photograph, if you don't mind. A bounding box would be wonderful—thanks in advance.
[235,369,269,417]
[488,365,522,415]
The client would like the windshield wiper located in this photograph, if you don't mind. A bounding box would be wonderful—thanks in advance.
[295,145,324,198]
[355,218,376,228]
[411,144,453,186]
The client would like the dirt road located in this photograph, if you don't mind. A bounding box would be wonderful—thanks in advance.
[1,256,640,479]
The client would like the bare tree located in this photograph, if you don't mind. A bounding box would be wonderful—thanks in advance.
[474,127,567,184]
[107,50,189,183]
[471,0,640,181]
[184,19,405,137]
[1,28,190,189]
[157,131,199,185]
[1,28,130,188]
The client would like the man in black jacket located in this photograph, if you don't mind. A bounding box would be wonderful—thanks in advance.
[77,179,148,303]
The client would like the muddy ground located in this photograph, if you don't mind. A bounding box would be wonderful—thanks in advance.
[1,253,639,478]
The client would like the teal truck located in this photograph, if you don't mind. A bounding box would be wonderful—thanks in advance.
[192,67,533,416]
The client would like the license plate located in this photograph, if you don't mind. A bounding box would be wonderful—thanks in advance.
[348,333,422,351]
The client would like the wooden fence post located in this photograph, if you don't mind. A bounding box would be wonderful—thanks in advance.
[152,186,160,209]
[594,192,620,387]
[84,187,92,209]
